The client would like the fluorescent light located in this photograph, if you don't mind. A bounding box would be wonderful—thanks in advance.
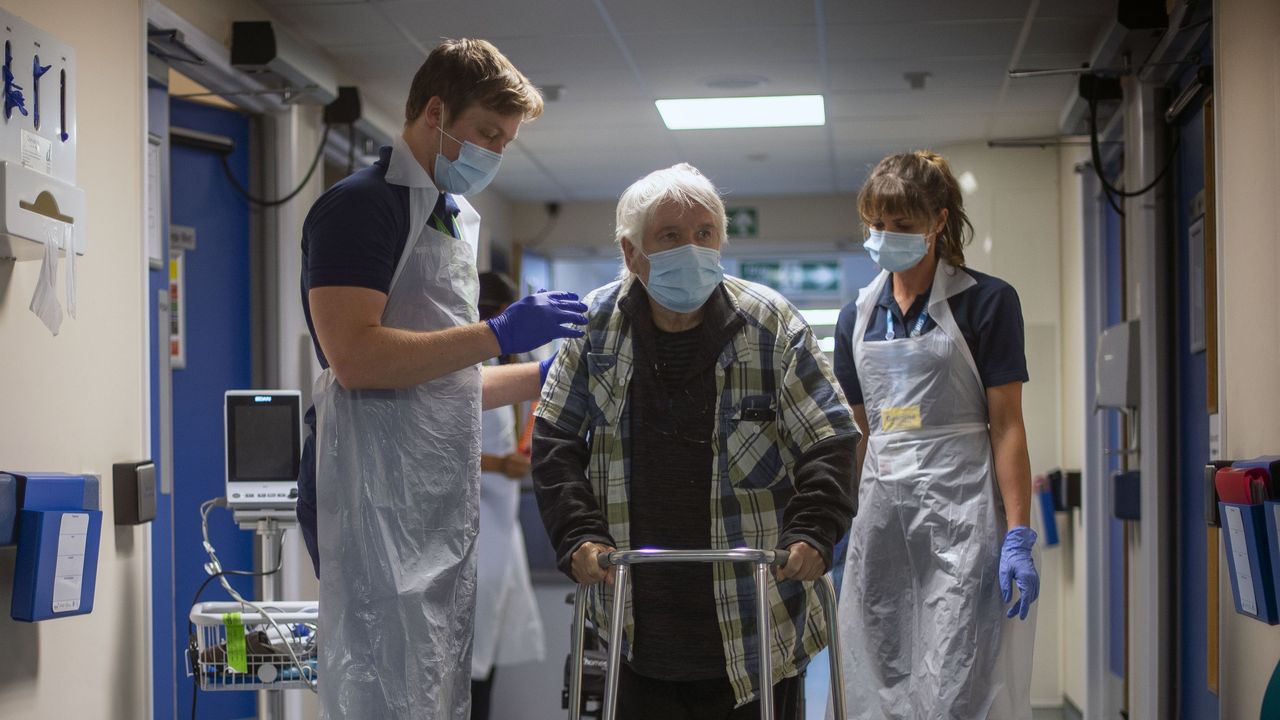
[800,308,842,326]
[655,95,825,130]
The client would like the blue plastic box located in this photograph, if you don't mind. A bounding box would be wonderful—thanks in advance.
[10,508,102,622]
[3,472,102,622]
[1220,501,1279,624]
[1263,501,1280,622]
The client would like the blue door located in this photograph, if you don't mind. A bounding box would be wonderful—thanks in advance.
[1171,57,1219,720]
[150,97,256,720]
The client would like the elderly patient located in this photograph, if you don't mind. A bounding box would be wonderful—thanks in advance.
[532,163,860,720]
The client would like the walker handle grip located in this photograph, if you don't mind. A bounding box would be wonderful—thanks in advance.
[596,548,791,568]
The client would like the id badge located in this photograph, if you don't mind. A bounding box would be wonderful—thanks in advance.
[880,406,922,432]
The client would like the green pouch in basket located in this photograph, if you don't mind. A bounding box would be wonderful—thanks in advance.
[222,612,248,673]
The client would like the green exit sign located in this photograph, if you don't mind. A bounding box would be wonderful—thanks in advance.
[739,259,840,294]
[726,206,758,238]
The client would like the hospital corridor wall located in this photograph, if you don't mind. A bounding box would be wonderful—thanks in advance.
[0,0,152,718]
[1212,0,1280,716]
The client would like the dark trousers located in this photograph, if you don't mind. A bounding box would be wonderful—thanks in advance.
[470,668,495,720]
[616,662,804,720]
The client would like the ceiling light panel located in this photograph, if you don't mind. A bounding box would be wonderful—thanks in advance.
[655,95,826,130]
[824,0,1029,24]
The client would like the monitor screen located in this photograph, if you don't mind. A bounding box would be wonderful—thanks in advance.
[226,394,300,483]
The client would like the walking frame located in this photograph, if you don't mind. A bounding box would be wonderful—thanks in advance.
[566,548,847,720]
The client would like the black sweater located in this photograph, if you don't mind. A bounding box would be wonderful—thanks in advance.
[532,287,856,679]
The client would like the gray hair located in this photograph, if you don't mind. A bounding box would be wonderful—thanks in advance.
[614,163,727,277]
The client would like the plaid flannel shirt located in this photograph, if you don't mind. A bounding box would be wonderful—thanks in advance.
[535,275,858,706]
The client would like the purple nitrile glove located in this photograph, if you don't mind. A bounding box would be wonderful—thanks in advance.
[999,526,1039,620]
[485,290,587,356]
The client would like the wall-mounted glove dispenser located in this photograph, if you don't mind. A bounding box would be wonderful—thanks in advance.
[0,8,82,261]
[1,472,101,622]
[1113,470,1141,521]
[0,9,83,336]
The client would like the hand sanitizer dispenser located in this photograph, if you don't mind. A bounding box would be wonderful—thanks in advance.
[1,472,102,622]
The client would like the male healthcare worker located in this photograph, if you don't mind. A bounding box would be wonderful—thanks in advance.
[297,39,587,719]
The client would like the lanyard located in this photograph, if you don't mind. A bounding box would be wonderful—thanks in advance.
[431,213,460,239]
[885,307,929,340]
[431,193,461,239]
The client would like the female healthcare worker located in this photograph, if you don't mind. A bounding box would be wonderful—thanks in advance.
[831,151,1039,719]
[471,272,546,720]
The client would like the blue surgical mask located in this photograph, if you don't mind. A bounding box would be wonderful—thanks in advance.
[434,125,502,196]
[641,244,724,313]
[864,229,929,272]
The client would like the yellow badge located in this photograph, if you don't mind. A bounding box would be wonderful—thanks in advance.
[880,406,923,432]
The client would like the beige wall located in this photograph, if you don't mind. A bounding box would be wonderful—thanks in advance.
[0,1,150,718]
[160,0,271,40]
[942,142,1064,707]
[1214,0,1280,717]
[469,189,516,272]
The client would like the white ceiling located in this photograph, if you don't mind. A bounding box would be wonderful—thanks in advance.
[259,0,1115,201]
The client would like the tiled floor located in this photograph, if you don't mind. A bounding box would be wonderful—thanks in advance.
[803,651,1068,720]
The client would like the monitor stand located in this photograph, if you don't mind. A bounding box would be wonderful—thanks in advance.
[231,511,299,720]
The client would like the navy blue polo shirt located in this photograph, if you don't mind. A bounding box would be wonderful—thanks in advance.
[832,266,1029,406]
[300,145,460,369]
[296,144,460,577]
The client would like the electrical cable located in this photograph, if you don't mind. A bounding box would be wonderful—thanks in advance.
[521,202,561,248]
[1086,94,1182,218]
[1080,1,1207,213]
[199,499,315,693]
[191,497,317,720]
[220,125,332,208]
[188,527,285,720]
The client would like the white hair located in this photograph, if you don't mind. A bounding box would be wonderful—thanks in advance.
[614,163,727,278]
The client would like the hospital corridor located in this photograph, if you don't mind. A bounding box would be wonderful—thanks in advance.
[2,0,1280,719]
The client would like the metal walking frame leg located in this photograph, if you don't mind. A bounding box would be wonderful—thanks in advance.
[755,560,775,720]
[816,574,847,718]
[567,584,590,720]
[565,548,848,720]
[601,564,629,720]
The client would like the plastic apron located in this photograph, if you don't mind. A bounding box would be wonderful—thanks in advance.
[834,261,1035,720]
[315,136,482,719]
[471,394,545,679]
